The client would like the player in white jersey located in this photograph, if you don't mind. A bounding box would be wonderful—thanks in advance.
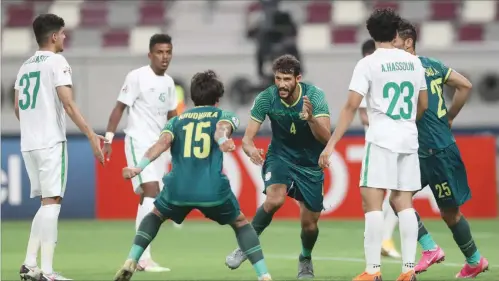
[319,8,428,281]
[102,34,178,273]
[358,39,401,260]
[16,14,105,281]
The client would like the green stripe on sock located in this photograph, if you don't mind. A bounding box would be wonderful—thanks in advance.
[244,245,262,256]
[253,260,268,277]
[128,244,145,262]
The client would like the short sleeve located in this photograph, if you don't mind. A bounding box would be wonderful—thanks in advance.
[250,90,272,123]
[161,116,177,139]
[167,78,179,111]
[418,61,428,91]
[218,110,240,131]
[309,90,330,118]
[348,59,370,96]
[14,69,22,90]
[52,55,72,87]
[359,98,367,108]
[117,71,140,106]
[439,61,452,83]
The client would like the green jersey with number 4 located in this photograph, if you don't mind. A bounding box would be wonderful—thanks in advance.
[15,51,73,152]
[161,106,240,206]
[417,56,456,157]
[250,82,330,168]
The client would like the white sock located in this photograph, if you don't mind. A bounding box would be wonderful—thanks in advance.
[136,197,155,261]
[382,207,398,241]
[40,204,61,274]
[24,207,43,267]
[364,211,384,274]
[398,208,418,273]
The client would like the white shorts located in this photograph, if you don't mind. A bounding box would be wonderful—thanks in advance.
[22,141,68,198]
[359,142,421,191]
[124,135,168,194]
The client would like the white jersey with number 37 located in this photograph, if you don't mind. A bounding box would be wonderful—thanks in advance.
[15,51,72,152]
[349,48,427,153]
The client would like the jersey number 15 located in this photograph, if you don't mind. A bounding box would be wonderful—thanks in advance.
[182,122,211,159]
[18,71,41,110]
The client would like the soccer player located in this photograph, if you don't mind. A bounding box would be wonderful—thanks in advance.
[102,34,178,272]
[393,19,489,278]
[318,8,428,281]
[113,70,272,281]
[225,54,331,279]
[16,14,104,281]
[358,39,401,259]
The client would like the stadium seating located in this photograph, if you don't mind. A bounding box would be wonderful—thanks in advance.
[2,0,499,55]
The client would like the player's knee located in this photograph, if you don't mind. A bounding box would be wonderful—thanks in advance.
[440,207,461,226]
[141,182,160,198]
[231,213,249,229]
[41,196,62,205]
[389,192,413,213]
[263,196,285,213]
[300,218,318,233]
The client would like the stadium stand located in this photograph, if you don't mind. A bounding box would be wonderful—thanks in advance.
[2,0,499,56]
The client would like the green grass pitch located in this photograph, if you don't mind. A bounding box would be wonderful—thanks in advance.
[2,219,498,280]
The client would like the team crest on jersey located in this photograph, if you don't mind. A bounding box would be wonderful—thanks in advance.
[122,85,128,93]
[159,93,166,102]
[265,172,271,181]
[63,66,71,75]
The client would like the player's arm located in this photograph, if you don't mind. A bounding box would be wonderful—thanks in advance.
[215,111,239,153]
[57,86,94,137]
[14,90,20,120]
[358,99,369,127]
[243,93,269,165]
[319,59,367,167]
[445,70,472,122]
[124,119,175,179]
[104,72,140,144]
[416,64,429,120]
[304,91,331,144]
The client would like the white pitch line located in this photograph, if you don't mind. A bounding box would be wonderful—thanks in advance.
[266,254,498,269]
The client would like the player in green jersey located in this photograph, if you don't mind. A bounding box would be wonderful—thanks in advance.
[225,55,331,279]
[114,70,272,281]
[394,19,489,278]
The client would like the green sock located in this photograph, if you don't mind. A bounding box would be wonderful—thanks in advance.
[300,228,319,260]
[235,224,268,277]
[251,205,274,236]
[127,212,164,262]
[449,216,481,265]
[415,212,438,251]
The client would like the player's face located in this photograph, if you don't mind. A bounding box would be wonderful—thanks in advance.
[274,72,301,99]
[392,33,412,52]
[149,43,173,71]
[53,27,66,52]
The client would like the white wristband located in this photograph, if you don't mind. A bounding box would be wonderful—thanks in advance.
[105,132,114,144]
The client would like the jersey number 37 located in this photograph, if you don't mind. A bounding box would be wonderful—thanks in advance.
[18,71,41,110]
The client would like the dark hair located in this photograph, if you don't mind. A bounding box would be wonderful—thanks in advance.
[149,34,172,51]
[361,39,375,57]
[397,19,417,50]
[366,8,401,43]
[272,54,301,76]
[190,70,224,106]
[32,14,65,46]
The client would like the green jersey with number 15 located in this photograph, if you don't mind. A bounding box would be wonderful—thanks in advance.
[349,48,427,154]
[15,51,72,152]
[417,56,456,157]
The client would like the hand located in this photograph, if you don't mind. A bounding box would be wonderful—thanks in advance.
[300,96,313,121]
[102,143,112,162]
[318,146,334,168]
[219,138,236,153]
[90,133,106,165]
[248,147,265,166]
[122,167,142,179]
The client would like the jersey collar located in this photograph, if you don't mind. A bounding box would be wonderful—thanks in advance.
[280,83,302,108]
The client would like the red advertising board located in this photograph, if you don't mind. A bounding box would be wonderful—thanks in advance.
[96,136,497,219]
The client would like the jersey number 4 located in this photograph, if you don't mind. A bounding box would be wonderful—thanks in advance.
[18,71,41,110]
[383,81,414,120]
[182,122,211,159]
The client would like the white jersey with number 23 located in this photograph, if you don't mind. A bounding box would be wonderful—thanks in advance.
[349,48,427,154]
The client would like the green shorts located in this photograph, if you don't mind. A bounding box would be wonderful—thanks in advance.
[153,192,241,225]
[419,143,471,209]
[262,155,324,212]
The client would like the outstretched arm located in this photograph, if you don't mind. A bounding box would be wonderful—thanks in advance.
[215,120,236,152]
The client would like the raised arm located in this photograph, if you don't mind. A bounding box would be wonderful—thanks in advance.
[303,91,331,144]
[215,111,239,153]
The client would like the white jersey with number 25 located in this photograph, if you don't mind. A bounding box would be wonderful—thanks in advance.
[15,51,72,152]
[349,48,427,154]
